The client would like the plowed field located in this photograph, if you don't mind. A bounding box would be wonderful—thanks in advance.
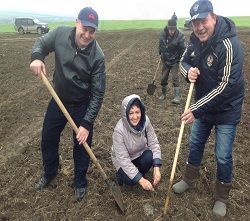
[0,29,249,220]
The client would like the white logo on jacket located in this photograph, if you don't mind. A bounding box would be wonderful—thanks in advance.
[207,54,214,67]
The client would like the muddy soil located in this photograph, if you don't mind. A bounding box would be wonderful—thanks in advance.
[0,29,249,221]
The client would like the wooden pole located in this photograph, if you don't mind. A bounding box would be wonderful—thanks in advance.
[163,82,194,214]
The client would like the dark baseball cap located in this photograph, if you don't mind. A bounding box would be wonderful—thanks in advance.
[167,19,177,30]
[190,0,213,21]
[78,7,98,30]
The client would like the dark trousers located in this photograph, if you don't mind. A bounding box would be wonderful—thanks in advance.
[160,63,179,88]
[41,98,93,188]
[116,150,153,185]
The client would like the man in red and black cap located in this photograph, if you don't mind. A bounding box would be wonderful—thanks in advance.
[30,7,106,202]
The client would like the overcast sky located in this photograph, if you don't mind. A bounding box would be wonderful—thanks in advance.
[1,0,249,19]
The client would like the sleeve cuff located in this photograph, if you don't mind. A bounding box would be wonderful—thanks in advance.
[132,172,143,183]
[31,52,45,63]
[80,119,92,131]
[192,109,201,120]
[153,158,162,167]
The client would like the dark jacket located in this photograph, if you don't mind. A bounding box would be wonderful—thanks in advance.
[171,14,178,21]
[159,28,186,67]
[31,26,106,130]
[180,16,245,124]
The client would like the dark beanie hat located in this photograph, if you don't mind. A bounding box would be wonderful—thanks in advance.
[168,19,177,29]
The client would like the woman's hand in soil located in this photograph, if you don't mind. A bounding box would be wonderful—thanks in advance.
[139,177,154,191]
[30,59,46,77]
[153,167,161,186]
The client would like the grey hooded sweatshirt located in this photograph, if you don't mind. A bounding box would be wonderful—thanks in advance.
[111,94,161,182]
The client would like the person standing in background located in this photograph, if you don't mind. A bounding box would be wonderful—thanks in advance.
[158,19,186,104]
[171,12,178,21]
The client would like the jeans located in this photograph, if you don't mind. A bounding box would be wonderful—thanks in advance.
[41,98,93,188]
[116,150,153,185]
[188,118,237,183]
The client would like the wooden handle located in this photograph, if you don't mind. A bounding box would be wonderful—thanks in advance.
[41,72,108,180]
[153,59,161,81]
[163,82,194,214]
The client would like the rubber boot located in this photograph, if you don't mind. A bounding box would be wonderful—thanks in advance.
[172,87,180,104]
[159,86,167,100]
[213,180,232,217]
[173,163,200,194]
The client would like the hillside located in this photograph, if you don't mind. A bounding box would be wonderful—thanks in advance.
[0,10,74,24]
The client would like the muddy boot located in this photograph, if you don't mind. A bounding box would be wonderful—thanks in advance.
[213,180,232,217]
[159,87,167,100]
[172,87,180,104]
[173,163,200,194]
[35,175,56,191]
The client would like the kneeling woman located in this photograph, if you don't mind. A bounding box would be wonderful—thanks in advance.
[111,94,162,191]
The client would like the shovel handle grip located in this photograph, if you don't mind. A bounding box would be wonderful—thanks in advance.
[153,59,161,81]
[41,72,108,180]
[184,82,194,112]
